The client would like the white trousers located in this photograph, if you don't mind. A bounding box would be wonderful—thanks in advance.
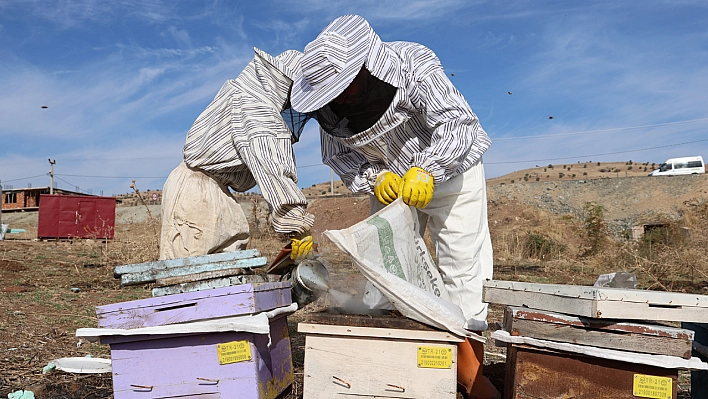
[366,160,493,330]
[159,162,250,260]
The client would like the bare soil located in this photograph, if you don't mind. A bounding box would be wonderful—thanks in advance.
[2,170,706,398]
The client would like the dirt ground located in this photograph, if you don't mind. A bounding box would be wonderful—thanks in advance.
[0,198,510,399]
[0,238,509,399]
[2,173,703,398]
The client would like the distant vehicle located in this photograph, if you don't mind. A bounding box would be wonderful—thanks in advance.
[649,156,705,176]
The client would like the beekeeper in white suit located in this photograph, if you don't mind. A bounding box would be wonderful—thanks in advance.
[291,15,498,399]
[160,48,315,262]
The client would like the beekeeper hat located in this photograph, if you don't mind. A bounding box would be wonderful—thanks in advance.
[291,14,381,113]
[253,47,302,80]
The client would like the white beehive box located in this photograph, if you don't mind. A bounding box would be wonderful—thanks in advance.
[483,280,708,323]
[298,319,463,399]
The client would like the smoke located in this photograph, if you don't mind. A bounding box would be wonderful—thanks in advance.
[327,289,374,314]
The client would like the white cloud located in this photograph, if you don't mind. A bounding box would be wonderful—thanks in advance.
[166,26,192,48]
[282,0,476,23]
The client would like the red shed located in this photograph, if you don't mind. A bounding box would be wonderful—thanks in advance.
[38,195,116,239]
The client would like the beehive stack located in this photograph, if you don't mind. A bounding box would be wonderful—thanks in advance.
[482,280,708,399]
[78,249,295,399]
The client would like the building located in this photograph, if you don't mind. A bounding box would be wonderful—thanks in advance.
[1,187,92,212]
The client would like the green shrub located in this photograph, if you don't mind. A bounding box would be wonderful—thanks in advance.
[583,202,608,255]
[523,233,567,260]
[638,223,686,261]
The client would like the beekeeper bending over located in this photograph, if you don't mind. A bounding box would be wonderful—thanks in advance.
[291,15,497,399]
[160,48,315,263]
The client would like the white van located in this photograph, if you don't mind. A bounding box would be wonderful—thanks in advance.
[649,156,705,176]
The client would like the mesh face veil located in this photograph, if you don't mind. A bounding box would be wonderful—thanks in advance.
[281,105,316,143]
[315,68,396,138]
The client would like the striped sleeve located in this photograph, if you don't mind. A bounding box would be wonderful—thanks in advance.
[320,128,385,194]
[241,135,314,235]
[410,68,491,183]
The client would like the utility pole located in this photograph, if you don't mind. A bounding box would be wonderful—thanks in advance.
[48,159,56,194]
[330,169,334,195]
[0,179,4,240]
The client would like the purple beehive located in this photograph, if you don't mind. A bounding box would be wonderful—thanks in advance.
[94,282,294,398]
[103,314,293,399]
[96,282,291,329]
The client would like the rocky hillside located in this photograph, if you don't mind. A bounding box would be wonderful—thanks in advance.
[6,164,706,241]
[487,173,708,235]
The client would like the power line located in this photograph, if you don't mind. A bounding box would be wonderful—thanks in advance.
[54,176,90,194]
[56,174,167,179]
[493,117,708,141]
[0,155,178,166]
[4,135,707,181]
[1,174,48,183]
[486,137,708,165]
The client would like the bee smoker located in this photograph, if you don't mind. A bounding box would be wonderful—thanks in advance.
[284,259,330,308]
[268,244,330,308]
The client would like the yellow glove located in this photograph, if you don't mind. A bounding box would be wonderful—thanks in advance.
[398,167,434,208]
[374,171,402,205]
[290,233,314,262]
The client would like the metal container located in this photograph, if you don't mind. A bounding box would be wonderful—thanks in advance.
[38,194,116,239]
[290,259,330,308]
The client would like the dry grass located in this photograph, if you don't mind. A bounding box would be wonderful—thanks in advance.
[2,191,705,398]
[489,196,708,292]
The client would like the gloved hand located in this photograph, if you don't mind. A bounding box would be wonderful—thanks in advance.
[398,167,434,208]
[290,232,314,262]
[374,171,402,205]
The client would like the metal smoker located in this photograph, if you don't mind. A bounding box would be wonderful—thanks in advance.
[286,259,330,308]
[268,243,330,308]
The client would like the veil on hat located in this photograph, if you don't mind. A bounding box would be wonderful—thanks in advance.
[291,15,387,113]
[254,47,316,143]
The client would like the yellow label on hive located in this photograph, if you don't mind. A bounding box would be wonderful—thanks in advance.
[633,374,673,399]
[217,340,252,365]
[417,346,453,369]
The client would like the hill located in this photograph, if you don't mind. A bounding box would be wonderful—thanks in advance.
[301,160,676,198]
[486,160,661,185]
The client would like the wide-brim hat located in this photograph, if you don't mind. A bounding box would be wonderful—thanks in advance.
[291,15,379,113]
[253,47,303,81]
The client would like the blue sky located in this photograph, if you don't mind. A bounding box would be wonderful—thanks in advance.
[1,1,708,196]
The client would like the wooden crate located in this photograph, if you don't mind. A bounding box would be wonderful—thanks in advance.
[96,282,291,329]
[505,345,678,399]
[102,314,292,399]
[503,306,694,358]
[113,249,267,286]
[298,314,463,399]
[484,280,708,323]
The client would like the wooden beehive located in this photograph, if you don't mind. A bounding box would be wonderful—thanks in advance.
[86,282,294,399]
[298,313,463,399]
[100,314,293,399]
[96,282,291,329]
[505,345,678,399]
[484,280,708,323]
[503,306,694,358]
